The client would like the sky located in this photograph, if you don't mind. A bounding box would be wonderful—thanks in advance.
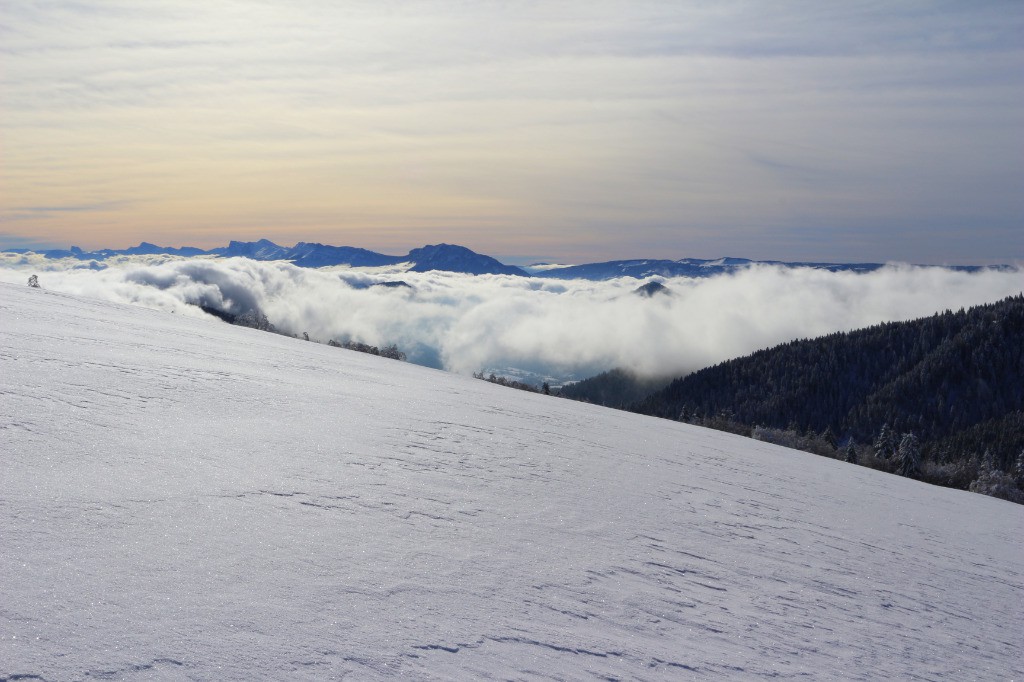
[1,1,1022,264]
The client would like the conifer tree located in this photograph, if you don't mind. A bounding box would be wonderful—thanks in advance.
[844,440,858,464]
[874,424,896,459]
[981,449,997,473]
[897,432,921,478]
[821,426,838,451]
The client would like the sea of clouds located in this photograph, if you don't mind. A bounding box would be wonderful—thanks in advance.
[2,253,1021,382]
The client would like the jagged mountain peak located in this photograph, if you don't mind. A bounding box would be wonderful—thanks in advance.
[405,243,528,276]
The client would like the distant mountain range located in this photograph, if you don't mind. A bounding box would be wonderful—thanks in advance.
[7,240,528,277]
[5,239,1012,279]
[526,257,1005,279]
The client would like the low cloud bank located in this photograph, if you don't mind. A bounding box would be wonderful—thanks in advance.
[2,253,1020,381]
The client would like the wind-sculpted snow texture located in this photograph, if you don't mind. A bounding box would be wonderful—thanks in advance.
[1,283,1021,680]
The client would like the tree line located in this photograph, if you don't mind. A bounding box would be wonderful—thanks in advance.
[623,294,1023,502]
[542,295,1023,502]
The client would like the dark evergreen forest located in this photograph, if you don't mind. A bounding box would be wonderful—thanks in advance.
[622,294,1024,499]
[557,368,671,409]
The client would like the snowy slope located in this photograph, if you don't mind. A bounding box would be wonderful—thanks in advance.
[1,282,1021,681]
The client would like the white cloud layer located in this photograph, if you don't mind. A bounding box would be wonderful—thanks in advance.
[2,254,1021,381]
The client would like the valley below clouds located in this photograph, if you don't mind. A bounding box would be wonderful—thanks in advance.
[1,253,1021,382]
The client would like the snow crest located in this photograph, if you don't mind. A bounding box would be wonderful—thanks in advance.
[1,283,1021,680]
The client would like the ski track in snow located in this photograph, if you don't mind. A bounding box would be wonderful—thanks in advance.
[1,283,1022,680]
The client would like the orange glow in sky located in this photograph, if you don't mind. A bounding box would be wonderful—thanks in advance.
[2,2,1022,264]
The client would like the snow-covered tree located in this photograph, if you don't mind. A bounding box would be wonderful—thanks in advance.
[235,310,276,332]
[27,274,39,288]
[379,344,406,361]
[821,426,838,451]
[844,440,858,464]
[970,467,1024,504]
[896,432,920,478]
[874,423,897,460]
[981,449,997,474]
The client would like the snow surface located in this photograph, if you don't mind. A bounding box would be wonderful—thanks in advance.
[1,282,1022,681]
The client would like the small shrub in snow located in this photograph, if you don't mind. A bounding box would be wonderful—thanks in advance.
[969,468,1024,504]
[234,310,276,332]
[328,339,406,361]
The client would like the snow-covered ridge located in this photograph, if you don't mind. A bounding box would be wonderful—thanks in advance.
[1,283,1021,680]
[6,239,1015,281]
[2,240,529,277]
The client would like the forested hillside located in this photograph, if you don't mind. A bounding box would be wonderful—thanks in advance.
[557,368,671,409]
[631,295,1024,498]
